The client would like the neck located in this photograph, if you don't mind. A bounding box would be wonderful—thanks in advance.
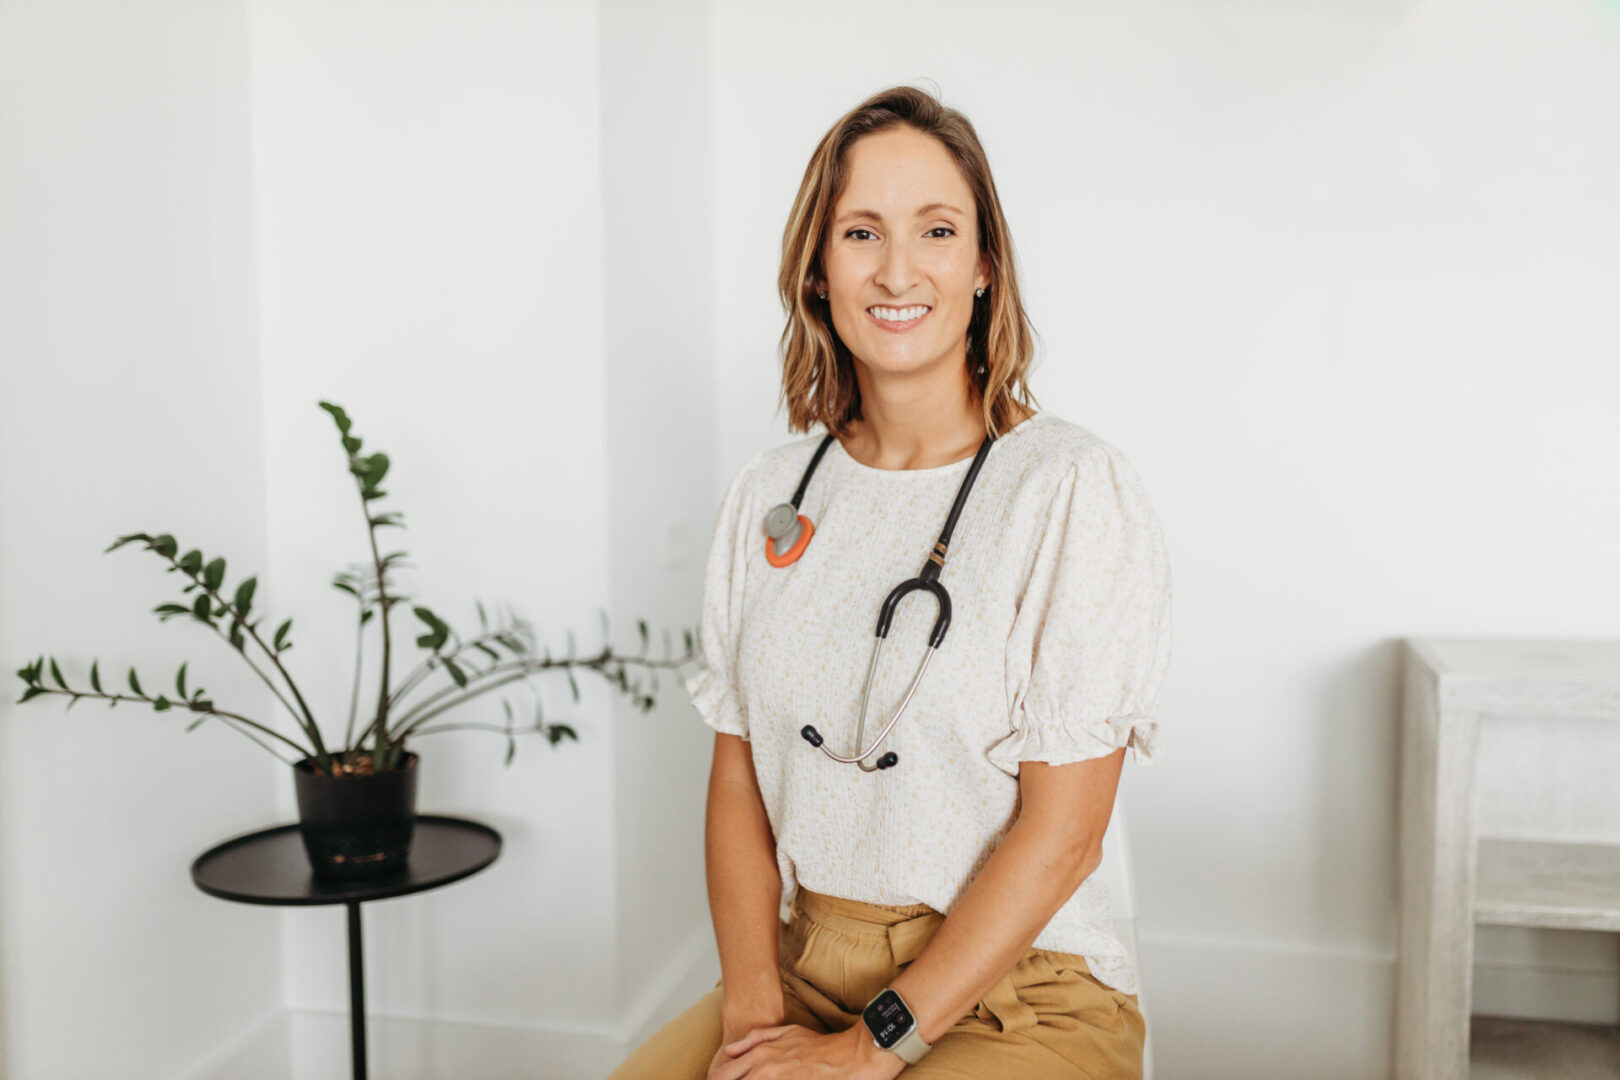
[840,368,1029,472]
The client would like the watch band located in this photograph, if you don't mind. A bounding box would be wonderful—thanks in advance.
[862,987,932,1065]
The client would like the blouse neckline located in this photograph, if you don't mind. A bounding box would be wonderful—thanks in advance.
[830,410,1049,478]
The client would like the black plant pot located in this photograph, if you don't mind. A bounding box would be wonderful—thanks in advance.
[292,751,419,880]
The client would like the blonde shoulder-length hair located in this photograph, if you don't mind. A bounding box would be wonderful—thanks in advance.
[776,84,1040,440]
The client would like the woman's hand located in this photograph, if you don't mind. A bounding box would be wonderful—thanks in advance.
[705,1021,907,1079]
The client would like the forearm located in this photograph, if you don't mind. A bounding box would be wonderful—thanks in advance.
[888,816,1097,1045]
[706,776,786,1036]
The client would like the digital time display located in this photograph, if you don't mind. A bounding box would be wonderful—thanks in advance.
[862,988,914,1050]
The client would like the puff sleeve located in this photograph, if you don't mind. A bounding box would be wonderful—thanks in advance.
[986,440,1173,777]
[683,451,764,741]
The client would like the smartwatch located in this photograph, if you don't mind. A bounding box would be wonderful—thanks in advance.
[861,986,931,1065]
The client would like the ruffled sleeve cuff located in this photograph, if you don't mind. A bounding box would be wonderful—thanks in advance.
[685,664,749,741]
[986,709,1160,777]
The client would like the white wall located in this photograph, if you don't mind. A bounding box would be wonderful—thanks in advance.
[249,0,616,1039]
[710,1,1620,1077]
[0,2,279,1077]
[599,0,726,1046]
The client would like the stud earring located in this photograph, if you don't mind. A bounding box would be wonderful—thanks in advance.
[818,291,827,300]
[975,287,985,297]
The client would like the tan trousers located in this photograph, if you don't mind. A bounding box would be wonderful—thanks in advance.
[607,886,1146,1079]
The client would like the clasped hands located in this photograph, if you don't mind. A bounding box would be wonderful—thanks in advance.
[705,1019,908,1079]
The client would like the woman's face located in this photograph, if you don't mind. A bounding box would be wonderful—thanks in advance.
[819,126,989,383]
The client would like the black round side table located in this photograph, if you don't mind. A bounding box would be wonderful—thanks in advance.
[191,814,501,1080]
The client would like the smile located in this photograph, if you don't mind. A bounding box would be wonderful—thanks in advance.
[865,305,932,332]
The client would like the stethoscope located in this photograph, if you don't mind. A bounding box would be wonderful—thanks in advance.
[762,429,998,771]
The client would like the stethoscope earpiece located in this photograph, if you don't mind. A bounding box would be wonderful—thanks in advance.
[798,726,898,769]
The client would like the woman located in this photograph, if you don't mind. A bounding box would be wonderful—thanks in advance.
[609,85,1172,1080]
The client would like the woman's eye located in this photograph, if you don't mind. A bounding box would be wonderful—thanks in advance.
[847,228,875,241]
[927,227,956,238]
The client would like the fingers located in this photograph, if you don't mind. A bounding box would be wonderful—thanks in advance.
[723,1023,791,1057]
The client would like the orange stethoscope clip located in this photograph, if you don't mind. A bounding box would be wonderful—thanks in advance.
[764,515,814,567]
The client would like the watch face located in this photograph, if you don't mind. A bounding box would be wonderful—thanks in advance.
[862,989,915,1050]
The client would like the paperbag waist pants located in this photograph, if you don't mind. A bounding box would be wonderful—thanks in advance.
[606,886,1146,1078]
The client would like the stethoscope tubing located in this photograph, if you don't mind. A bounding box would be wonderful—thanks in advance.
[776,427,999,771]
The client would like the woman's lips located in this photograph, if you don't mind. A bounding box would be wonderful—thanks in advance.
[865,307,932,332]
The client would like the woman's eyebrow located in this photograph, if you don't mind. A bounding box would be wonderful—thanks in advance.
[835,202,966,225]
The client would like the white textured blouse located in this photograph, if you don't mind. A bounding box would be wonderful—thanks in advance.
[683,409,1172,995]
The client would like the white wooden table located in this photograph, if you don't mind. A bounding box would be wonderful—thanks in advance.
[1396,638,1620,1080]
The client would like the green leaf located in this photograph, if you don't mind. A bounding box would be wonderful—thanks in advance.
[505,737,516,767]
[274,618,292,650]
[186,715,208,732]
[151,534,178,558]
[638,619,649,650]
[90,661,102,693]
[193,593,211,621]
[233,576,257,616]
[502,699,514,722]
[153,696,171,712]
[442,658,467,688]
[16,686,45,704]
[476,599,489,631]
[547,723,579,747]
[474,642,500,662]
[49,657,66,690]
[229,623,245,652]
[104,532,152,554]
[566,667,579,703]
[64,694,81,713]
[318,400,352,433]
[203,557,226,591]
[331,580,358,598]
[153,603,190,619]
[413,607,449,651]
[128,667,143,696]
[179,549,203,573]
[176,661,188,699]
[342,435,361,453]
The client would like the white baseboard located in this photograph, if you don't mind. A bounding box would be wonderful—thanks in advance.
[175,921,717,1080]
[1137,934,1396,1080]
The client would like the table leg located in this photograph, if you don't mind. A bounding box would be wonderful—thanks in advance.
[347,900,367,1080]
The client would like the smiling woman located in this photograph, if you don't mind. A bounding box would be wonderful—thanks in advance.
[609,84,1170,1080]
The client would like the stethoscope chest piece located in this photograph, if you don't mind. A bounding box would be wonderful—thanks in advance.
[763,502,814,567]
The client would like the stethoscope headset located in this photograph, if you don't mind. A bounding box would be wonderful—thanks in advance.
[762,428,998,771]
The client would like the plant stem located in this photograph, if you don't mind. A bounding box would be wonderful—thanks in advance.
[157,550,333,771]
[385,627,509,712]
[408,720,547,737]
[360,498,394,765]
[344,605,367,756]
[387,668,543,741]
[35,686,314,760]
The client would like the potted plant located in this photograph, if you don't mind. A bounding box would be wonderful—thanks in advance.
[12,400,699,879]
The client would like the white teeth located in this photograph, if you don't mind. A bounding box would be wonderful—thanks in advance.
[868,305,930,322]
